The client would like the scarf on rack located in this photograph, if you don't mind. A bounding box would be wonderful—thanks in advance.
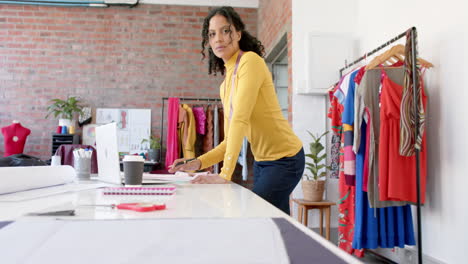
[399,28,425,156]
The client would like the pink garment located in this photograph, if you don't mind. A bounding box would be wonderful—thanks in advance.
[165,98,180,170]
[192,106,206,135]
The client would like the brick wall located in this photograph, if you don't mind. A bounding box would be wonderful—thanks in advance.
[0,4,257,167]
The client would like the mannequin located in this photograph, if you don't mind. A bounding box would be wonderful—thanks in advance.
[1,120,31,157]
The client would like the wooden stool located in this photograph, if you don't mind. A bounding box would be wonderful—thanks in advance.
[292,199,336,240]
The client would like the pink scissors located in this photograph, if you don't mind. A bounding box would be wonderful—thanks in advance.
[83,203,166,212]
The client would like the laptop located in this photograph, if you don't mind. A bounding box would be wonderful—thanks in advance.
[95,123,185,185]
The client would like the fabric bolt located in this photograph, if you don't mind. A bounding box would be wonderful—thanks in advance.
[400,29,425,156]
[354,68,408,208]
[197,50,302,180]
[192,106,206,135]
[164,97,179,170]
[379,70,427,204]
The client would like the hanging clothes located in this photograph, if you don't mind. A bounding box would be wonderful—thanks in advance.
[328,77,364,258]
[379,70,427,204]
[177,105,188,158]
[202,105,214,172]
[181,104,196,159]
[400,29,426,156]
[165,97,180,170]
[352,121,416,249]
[192,106,206,135]
[354,68,409,208]
[342,70,360,186]
[327,84,343,179]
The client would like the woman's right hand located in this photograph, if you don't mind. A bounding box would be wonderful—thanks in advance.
[168,158,201,173]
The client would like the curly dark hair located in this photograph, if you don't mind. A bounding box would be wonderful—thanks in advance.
[201,6,265,76]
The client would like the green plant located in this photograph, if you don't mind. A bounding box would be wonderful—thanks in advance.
[141,135,161,150]
[304,130,330,181]
[45,96,84,120]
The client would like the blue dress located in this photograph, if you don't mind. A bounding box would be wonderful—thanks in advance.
[352,120,415,249]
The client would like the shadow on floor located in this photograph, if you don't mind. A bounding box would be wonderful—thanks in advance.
[310,227,397,264]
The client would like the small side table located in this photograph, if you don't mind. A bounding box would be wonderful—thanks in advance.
[292,199,336,240]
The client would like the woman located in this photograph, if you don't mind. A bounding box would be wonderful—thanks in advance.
[169,6,304,214]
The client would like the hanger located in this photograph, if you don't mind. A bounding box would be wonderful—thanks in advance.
[365,44,434,70]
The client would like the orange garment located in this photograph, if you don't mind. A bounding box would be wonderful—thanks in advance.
[177,105,187,158]
[182,104,196,159]
[378,72,427,204]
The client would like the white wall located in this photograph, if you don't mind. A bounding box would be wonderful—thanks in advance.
[291,0,358,228]
[355,1,468,263]
[292,0,468,263]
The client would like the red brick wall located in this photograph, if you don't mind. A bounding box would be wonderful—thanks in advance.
[257,0,292,122]
[0,4,257,162]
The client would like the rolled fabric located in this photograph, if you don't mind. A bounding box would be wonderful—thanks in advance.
[0,165,75,195]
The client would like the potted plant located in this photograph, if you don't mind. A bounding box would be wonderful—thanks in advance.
[45,96,84,127]
[302,130,330,202]
[141,135,161,162]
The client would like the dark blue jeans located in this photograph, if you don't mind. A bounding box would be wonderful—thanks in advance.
[253,148,305,215]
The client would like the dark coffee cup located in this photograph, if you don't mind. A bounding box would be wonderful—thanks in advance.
[123,155,144,186]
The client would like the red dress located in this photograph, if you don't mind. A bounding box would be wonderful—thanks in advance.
[379,72,427,204]
[328,84,364,258]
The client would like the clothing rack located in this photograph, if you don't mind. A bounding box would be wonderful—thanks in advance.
[160,97,222,171]
[339,27,424,264]
[339,31,406,77]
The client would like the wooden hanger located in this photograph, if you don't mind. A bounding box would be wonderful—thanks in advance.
[365,44,434,70]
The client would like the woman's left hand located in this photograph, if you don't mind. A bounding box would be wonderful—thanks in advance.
[191,174,229,184]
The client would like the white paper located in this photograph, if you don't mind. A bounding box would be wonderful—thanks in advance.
[0,182,109,202]
[143,171,208,182]
[0,166,75,195]
[96,108,151,153]
[0,218,290,264]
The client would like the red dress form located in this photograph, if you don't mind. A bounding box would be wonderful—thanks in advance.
[1,122,31,157]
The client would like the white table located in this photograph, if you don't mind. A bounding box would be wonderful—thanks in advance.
[0,181,361,263]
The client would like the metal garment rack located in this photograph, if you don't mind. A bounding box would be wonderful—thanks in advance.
[160,97,222,168]
[339,27,424,264]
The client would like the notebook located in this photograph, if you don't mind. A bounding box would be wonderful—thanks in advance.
[102,185,176,195]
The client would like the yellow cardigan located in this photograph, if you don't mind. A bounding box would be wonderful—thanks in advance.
[198,50,303,180]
